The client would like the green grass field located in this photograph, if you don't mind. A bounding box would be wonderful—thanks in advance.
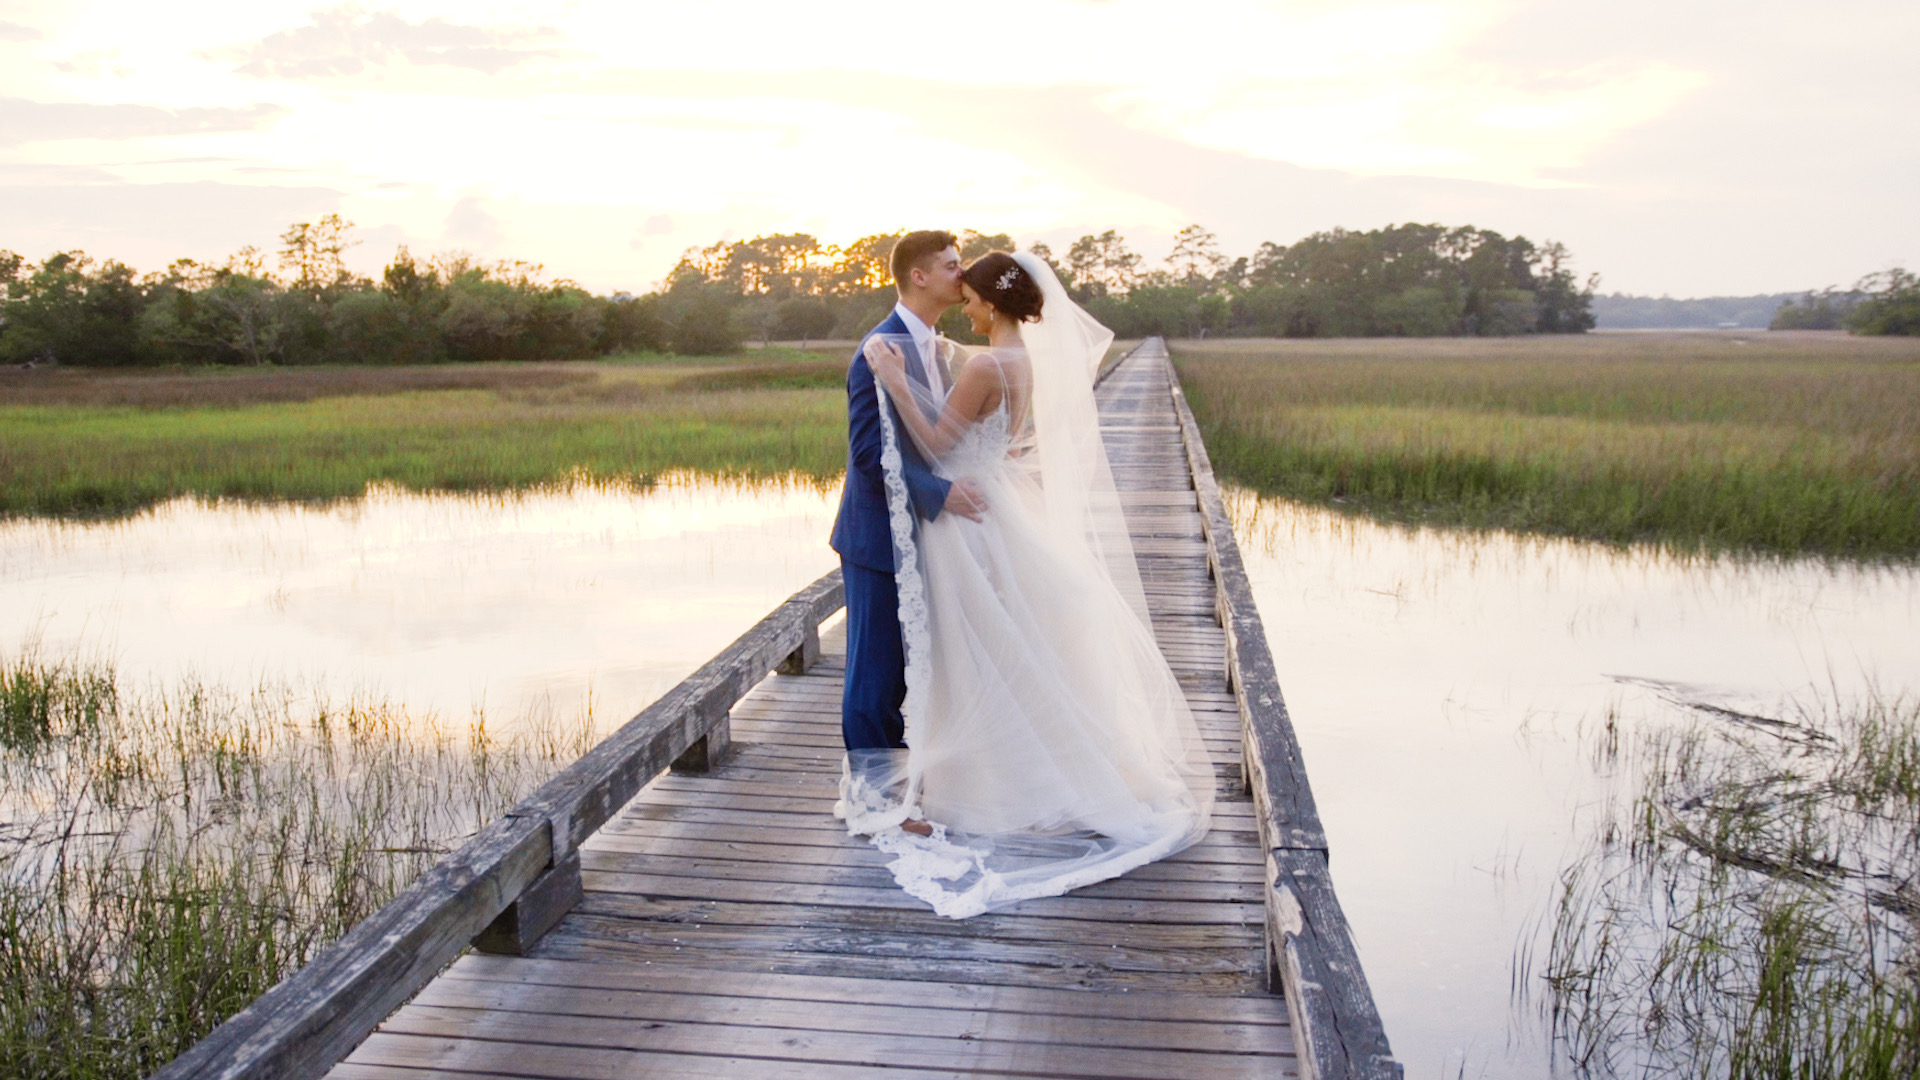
[0,348,850,517]
[8,333,1918,557]
[1172,332,1920,557]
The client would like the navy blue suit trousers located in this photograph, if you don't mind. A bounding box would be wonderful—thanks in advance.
[840,557,908,756]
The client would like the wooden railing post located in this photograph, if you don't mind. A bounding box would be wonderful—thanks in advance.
[669,716,732,774]
[472,832,581,956]
[777,621,820,675]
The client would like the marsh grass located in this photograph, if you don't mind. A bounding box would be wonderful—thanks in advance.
[0,648,596,1080]
[1173,333,1920,556]
[1532,687,1920,1078]
[0,348,849,518]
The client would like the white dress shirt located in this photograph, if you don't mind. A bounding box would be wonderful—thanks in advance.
[892,301,946,397]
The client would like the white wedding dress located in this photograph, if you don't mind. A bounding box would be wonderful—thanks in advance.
[835,254,1214,919]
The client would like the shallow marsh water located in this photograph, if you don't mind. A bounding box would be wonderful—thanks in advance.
[4,479,1916,1078]
[1228,490,1920,1077]
[0,476,841,735]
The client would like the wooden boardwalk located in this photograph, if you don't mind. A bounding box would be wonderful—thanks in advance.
[326,344,1289,1080]
[160,340,1395,1080]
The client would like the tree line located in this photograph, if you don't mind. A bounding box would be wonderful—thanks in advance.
[0,217,676,367]
[1769,270,1920,334]
[667,222,1601,344]
[4,218,1609,367]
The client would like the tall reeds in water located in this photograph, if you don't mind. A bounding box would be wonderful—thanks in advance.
[1534,686,1920,1077]
[0,650,596,1080]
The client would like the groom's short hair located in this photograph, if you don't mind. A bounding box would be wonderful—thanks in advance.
[891,231,959,289]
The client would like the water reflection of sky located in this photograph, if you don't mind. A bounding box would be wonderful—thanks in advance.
[8,479,1917,1077]
[0,477,841,733]
[1229,490,1920,1079]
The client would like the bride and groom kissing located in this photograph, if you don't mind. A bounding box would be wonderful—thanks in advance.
[828,231,1215,919]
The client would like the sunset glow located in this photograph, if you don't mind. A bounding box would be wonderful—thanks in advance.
[3,0,1915,294]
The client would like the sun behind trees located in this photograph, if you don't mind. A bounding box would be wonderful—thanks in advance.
[1,219,1607,367]
[669,223,1601,344]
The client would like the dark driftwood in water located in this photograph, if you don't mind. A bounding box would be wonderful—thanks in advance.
[151,570,847,1080]
[1162,338,1401,1080]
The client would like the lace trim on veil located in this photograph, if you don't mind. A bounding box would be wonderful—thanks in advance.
[831,379,930,833]
[831,377,1022,918]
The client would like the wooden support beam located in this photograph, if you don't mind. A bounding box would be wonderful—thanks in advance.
[669,716,732,774]
[472,851,582,957]
[777,622,820,675]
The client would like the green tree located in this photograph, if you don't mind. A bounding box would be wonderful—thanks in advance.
[278,214,360,299]
[1842,269,1920,335]
[663,283,743,354]
[1531,241,1597,333]
[1166,225,1225,286]
[0,252,151,365]
[822,233,900,296]
[599,293,665,353]
[1064,231,1142,299]
[959,231,1014,260]
[138,257,287,366]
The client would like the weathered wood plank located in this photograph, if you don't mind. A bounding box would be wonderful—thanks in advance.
[576,847,1262,903]
[574,868,1263,925]
[591,816,1269,867]
[410,975,1294,1054]
[447,954,1289,1024]
[529,930,1268,996]
[582,831,1263,883]
[547,910,1259,979]
[564,892,1265,951]
[362,1009,1299,1080]
[339,1034,990,1080]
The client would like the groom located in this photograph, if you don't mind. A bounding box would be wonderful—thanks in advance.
[830,230,985,797]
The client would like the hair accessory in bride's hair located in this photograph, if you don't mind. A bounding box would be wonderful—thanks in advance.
[995,267,1021,291]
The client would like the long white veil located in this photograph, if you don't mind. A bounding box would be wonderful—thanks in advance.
[1013,251,1156,630]
[838,252,1214,919]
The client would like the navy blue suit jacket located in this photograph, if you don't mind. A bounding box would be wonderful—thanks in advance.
[829,311,953,573]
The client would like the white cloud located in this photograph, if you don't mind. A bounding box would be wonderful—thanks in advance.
[216,3,562,79]
[0,97,287,148]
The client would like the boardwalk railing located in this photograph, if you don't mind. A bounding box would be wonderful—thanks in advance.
[1162,341,1402,1080]
[152,573,846,1080]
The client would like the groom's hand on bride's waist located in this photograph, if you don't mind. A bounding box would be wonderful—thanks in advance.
[944,480,987,522]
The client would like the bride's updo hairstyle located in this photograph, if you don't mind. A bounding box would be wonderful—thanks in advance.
[962,252,1044,322]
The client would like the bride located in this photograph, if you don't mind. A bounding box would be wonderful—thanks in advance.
[834,250,1214,919]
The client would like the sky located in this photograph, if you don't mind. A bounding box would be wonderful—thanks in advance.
[2,0,1915,297]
